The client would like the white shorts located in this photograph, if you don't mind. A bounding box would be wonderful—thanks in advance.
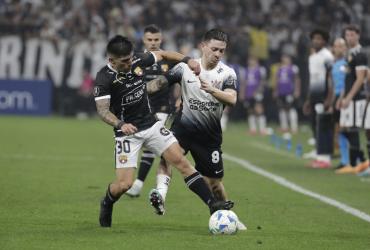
[155,112,169,126]
[339,99,366,128]
[363,101,370,129]
[114,121,177,169]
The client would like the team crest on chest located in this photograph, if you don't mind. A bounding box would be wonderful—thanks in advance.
[134,66,143,76]
[161,64,169,72]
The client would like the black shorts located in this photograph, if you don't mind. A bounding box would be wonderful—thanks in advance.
[172,126,224,179]
[277,95,295,109]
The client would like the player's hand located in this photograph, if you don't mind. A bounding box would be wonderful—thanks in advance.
[120,123,138,135]
[187,59,201,75]
[335,98,342,110]
[341,97,351,109]
[303,100,311,115]
[199,77,218,94]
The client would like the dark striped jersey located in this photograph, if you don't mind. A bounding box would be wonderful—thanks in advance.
[344,45,368,100]
[143,59,176,113]
[93,52,158,135]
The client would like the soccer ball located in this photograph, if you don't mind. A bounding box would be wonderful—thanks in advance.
[209,210,239,235]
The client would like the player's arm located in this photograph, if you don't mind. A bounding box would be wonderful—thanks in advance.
[199,75,237,106]
[147,63,184,94]
[152,51,200,75]
[95,99,138,135]
[342,68,367,108]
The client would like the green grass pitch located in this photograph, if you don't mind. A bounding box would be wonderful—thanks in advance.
[1,116,370,250]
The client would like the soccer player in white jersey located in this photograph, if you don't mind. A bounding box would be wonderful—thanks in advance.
[145,28,246,229]
[303,29,334,168]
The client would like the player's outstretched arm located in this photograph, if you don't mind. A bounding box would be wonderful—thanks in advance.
[152,51,200,75]
[96,99,138,134]
[146,75,169,94]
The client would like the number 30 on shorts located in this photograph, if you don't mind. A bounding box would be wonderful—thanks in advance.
[116,140,131,154]
[211,150,220,163]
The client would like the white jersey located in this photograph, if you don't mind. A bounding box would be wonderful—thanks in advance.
[308,47,334,94]
[166,59,237,143]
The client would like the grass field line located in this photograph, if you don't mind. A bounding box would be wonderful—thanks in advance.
[249,140,298,159]
[224,153,370,224]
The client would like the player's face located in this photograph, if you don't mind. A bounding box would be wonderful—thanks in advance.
[281,55,291,65]
[202,39,226,66]
[333,40,346,57]
[345,30,359,48]
[311,34,325,51]
[143,32,162,51]
[109,53,133,73]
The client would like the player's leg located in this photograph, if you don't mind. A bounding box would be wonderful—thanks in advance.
[277,96,288,132]
[126,150,155,197]
[245,100,257,134]
[144,122,233,214]
[337,100,367,173]
[148,158,172,215]
[255,102,267,135]
[287,96,298,133]
[127,113,169,197]
[99,135,142,227]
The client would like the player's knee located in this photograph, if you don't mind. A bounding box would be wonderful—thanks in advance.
[118,180,133,192]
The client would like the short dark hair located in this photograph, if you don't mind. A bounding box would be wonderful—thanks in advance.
[310,29,330,43]
[106,35,133,57]
[202,28,228,43]
[144,24,161,34]
[344,24,360,34]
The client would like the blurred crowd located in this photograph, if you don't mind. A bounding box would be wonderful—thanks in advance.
[1,0,370,65]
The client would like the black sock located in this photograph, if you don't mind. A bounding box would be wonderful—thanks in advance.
[184,172,214,206]
[344,130,364,166]
[137,150,155,181]
[103,184,119,206]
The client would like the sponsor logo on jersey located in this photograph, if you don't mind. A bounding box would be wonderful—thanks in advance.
[118,155,128,164]
[188,98,220,111]
[134,66,143,76]
[161,64,169,72]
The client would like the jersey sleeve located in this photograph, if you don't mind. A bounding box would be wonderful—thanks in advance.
[132,52,156,68]
[355,53,368,71]
[164,63,184,85]
[222,70,237,91]
[93,70,111,100]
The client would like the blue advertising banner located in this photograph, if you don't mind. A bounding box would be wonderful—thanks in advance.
[0,80,52,115]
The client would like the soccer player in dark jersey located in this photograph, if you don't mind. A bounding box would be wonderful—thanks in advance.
[94,35,233,227]
[336,25,369,174]
[145,29,246,230]
[126,25,176,197]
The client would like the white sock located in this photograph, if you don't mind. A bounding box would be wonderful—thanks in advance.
[289,108,298,132]
[279,110,288,130]
[156,174,171,201]
[132,179,143,191]
[258,115,266,132]
[248,115,257,131]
